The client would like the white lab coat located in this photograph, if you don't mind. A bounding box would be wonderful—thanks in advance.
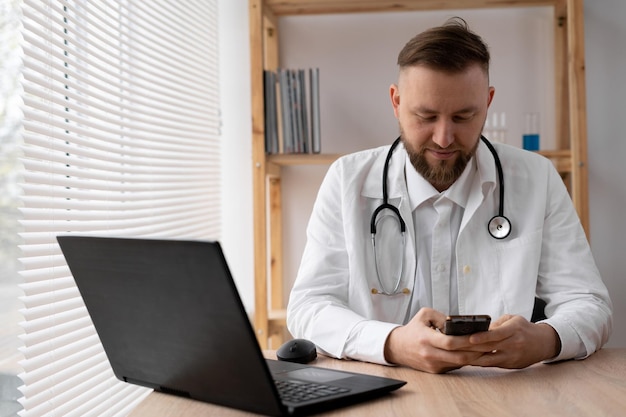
[287,140,612,364]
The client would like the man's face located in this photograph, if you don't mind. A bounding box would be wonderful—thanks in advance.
[390,64,494,191]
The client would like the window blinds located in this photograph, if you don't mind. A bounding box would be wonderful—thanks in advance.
[18,1,220,416]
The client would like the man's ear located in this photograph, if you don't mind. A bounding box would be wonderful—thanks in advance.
[487,86,495,107]
[390,83,400,118]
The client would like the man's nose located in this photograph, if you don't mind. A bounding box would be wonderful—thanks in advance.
[432,121,455,148]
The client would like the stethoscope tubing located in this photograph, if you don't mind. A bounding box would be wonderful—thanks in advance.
[480,136,512,239]
[370,137,406,235]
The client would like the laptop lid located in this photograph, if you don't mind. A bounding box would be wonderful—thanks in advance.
[57,236,405,416]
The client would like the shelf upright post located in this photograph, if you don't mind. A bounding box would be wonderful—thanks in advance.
[250,0,270,348]
[566,0,590,237]
[250,0,286,348]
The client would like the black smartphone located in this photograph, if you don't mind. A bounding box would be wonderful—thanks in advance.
[443,315,491,336]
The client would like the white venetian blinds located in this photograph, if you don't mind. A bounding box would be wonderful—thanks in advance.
[18,1,220,416]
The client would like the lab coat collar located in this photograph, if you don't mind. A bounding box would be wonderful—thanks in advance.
[470,139,499,200]
[461,139,499,232]
[361,141,408,200]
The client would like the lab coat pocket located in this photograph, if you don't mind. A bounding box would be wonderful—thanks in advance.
[494,229,542,317]
[354,252,411,324]
[367,290,411,323]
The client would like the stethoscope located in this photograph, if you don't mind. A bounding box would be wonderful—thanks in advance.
[370,135,511,296]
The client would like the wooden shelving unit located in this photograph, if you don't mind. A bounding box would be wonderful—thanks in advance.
[249,0,589,349]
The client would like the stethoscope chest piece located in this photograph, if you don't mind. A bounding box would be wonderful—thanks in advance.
[488,215,511,239]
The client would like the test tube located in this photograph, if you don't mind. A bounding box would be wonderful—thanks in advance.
[523,112,540,151]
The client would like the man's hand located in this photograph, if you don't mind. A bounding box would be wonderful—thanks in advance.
[467,314,561,369]
[384,309,562,373]
[383,308,485,373]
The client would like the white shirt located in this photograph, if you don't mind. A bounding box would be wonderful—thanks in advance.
[287,140,612,365]
[406,153,476,316]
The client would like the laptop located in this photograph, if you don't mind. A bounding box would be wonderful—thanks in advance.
[57,236,406,416]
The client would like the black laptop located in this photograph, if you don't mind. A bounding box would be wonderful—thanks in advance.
[57,236,405,416]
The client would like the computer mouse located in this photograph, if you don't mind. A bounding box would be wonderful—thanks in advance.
[276,338,317,364]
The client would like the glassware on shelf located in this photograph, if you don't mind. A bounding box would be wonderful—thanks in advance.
[523,112,540,151]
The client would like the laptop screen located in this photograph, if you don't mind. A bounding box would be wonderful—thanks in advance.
[57,236,285,415]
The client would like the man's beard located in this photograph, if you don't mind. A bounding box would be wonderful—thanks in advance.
[401,128,479,191]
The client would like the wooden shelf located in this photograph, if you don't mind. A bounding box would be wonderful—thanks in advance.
[269,150,573,172]
[250,0,589,349]
[537,149,572,173]
[268,308,287,321]
[268,153,342,166]
[264,0,558,16]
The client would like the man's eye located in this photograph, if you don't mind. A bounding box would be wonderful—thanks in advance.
[453,115,473,122]
[417,115,436,122]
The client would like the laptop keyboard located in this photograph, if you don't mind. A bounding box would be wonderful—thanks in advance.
[275,379,351,403]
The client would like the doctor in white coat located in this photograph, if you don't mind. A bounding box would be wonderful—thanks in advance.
[286,18,612,374]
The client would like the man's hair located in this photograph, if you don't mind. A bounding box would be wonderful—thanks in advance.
[397,17,490,75]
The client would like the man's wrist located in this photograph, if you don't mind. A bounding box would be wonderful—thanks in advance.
[537,323,561,360]
[383,326,403,365]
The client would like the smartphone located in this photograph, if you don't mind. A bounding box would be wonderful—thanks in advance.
[443,315,491,336]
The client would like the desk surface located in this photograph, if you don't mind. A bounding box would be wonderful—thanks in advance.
[129,348,626,417]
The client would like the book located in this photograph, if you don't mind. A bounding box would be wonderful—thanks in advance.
[310,67,321,154]
[263,70,279,154]
[278,69,293,153]
[299,69,310,154]
[264,67,320,154]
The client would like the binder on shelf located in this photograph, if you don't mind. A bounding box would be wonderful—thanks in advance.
[290,69,302,153]
[278,69,293,153]
[263,70,279,154]
[299,69,310,154]
[310,67,321,154]
[289,69,298,153]
[263,67,320,155]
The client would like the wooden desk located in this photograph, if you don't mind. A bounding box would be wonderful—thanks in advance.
[129,348,626,417]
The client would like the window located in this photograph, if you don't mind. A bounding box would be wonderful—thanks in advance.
[11,1,221,416]
[0,2,25,417]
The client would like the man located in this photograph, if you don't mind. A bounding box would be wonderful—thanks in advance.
[286,18,612,374]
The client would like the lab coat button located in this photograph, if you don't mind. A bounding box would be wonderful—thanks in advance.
[463,265,471,274]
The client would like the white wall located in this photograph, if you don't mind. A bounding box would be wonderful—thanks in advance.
[585,0,626,348]
[278,8,556,154]
[219,0,626,347]
[219,0,254,313]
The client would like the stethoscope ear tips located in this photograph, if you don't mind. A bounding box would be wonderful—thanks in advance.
[488,215,511,239]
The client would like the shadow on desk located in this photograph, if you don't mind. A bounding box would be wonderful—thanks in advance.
[129,348,626,417]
